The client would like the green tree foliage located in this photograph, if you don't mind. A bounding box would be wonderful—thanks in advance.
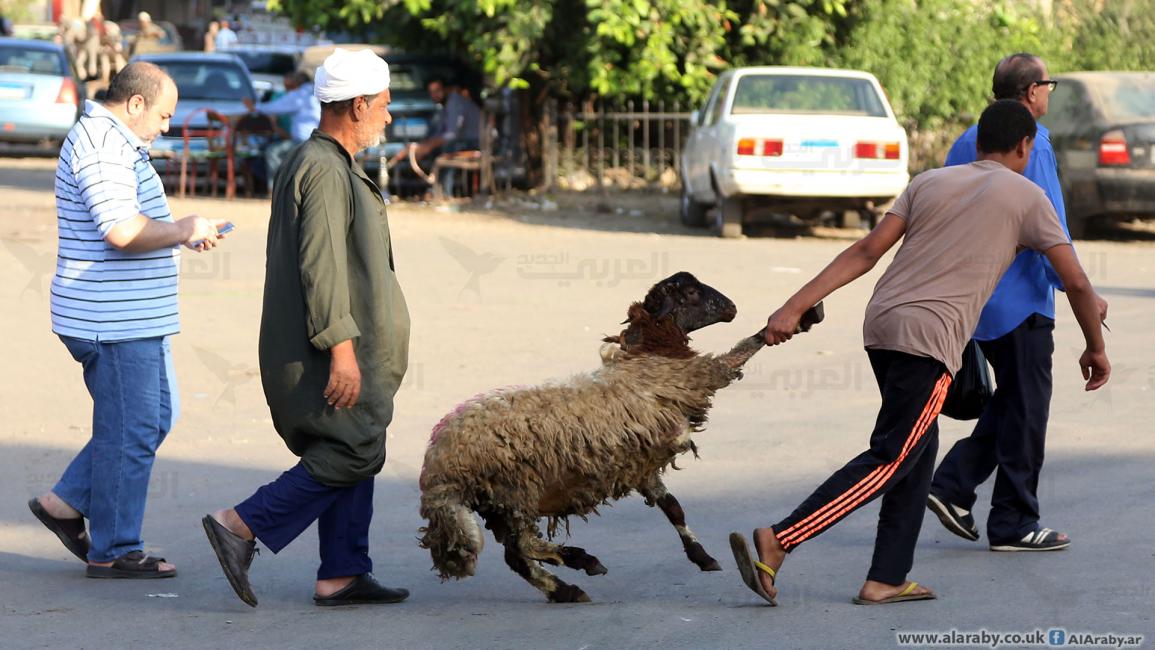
[271,0,1155,162]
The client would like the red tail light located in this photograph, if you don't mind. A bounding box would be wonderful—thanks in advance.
[736,138,784,156]
[1098,130,1130,166]
[855,141,901,160]
[55,78,78,106]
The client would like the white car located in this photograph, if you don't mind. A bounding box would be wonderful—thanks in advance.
[681,66,910,237]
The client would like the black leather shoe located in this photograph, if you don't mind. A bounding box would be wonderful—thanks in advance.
[313,573,409,606]
[202,514,259,607]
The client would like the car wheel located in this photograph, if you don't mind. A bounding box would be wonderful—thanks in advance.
[680,186,709,227]
[1066,216,1087,240]
[713,194,743,238]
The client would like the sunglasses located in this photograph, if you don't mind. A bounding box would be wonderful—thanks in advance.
[1028,79,1059,92]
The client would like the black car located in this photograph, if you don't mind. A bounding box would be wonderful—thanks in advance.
[1043,72,1155,238]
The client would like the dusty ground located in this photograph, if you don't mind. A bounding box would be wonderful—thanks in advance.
[1,156,1152,649]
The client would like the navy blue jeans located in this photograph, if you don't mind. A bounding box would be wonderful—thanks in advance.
[234,463,374,580]
[932,314,1055,543]
[53,336,177,562]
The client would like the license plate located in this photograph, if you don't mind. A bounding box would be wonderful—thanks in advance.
[392,119,428,139]
[0,82,30,101]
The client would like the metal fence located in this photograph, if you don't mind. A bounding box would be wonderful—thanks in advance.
[548,100,694,192]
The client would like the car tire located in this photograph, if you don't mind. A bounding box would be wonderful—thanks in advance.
[713,194,744,238]
[1066,216,1087,240]
[680,186,709,228]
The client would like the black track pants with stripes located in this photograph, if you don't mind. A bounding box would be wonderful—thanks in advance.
[772,349,951,585]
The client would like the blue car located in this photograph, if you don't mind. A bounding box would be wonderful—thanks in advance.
[0,38,84,147]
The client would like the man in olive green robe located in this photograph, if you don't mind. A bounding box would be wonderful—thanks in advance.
[202,48,411,608]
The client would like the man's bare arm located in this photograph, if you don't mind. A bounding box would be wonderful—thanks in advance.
[764,213,907,344]
[105,215,223,253]
[1043,243,1111,390]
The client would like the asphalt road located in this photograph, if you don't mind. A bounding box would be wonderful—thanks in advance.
[1,157,1152,649]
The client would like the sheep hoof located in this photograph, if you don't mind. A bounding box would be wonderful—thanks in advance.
[585,561,608,576]
[699,559,723,572]
[549,584,591,603]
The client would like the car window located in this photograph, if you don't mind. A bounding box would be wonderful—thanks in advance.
[707,76,732,126]
[731,75,887,117]
[1094,76,1155,122]
[1043,82,1084,136]
[697,82,721,126]
[234,52,297,76]
[386,63,463,93]
[155,61,252,101]
[0,46,64,76]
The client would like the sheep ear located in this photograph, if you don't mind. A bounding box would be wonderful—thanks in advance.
[624,303,648,324]
[651,295,676,321]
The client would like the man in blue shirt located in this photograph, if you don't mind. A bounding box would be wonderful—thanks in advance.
[214,19,238,51]
[241,70,321,181]
[928,54,1107,551]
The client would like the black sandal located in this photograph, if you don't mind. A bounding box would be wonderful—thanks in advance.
[86,551,177,579]
[28,498,89,562]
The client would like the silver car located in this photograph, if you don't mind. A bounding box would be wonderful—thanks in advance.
[132,52,257,163]
[0,38,84,147]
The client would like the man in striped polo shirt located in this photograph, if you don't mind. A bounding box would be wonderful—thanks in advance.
[28,62,225,579]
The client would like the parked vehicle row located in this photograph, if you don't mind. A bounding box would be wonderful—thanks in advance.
[2,30,1152,235]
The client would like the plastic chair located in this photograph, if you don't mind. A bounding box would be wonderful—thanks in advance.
[429,110,495,200]
[178,107,234,199]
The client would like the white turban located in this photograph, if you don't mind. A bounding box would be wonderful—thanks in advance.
[314,48,390,103]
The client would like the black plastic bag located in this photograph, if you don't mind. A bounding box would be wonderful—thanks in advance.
[940,339,993,420]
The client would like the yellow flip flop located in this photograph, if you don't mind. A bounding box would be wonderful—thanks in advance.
[852,581,937,605]
[729,531,777,606]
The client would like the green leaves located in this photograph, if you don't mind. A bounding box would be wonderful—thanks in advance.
[271,0,1155,122]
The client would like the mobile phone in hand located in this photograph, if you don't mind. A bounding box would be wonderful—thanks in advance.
[192,222,235,248]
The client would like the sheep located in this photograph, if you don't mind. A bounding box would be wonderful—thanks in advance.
[418,272,823,603]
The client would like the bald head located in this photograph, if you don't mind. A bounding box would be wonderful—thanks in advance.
[105,61,173,108]
[992,53,1045,101]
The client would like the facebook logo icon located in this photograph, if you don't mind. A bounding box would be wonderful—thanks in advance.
[1048,628,1067,646]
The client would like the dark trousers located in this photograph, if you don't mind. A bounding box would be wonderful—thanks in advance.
[773,349,951,585]
[235,463,374,580]
[931,314,1054,544]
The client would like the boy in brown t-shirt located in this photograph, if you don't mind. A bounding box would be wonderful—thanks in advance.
[729,100,1110,607]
